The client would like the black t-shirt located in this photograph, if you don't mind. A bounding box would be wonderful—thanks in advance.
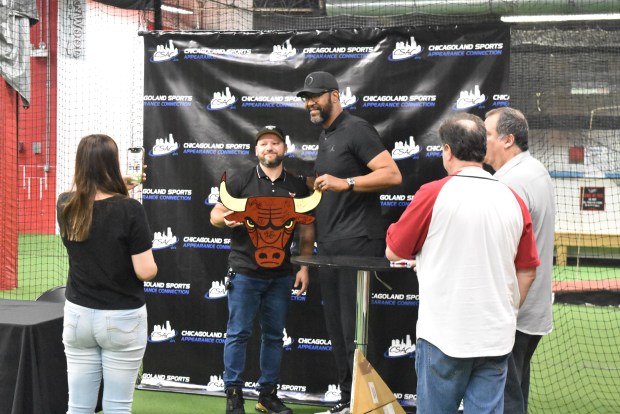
[223,165,311,279]
[314,111,388,242]
[57,193,153,309]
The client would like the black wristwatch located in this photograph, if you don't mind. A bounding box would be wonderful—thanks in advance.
[346,177,355,191]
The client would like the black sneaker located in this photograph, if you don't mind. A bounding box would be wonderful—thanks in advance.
[255,386,292,414]
[315,401,350,414]
[226,387,245,414]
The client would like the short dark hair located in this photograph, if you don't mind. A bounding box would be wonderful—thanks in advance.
[439,113,486,163]
[486,107,529,151]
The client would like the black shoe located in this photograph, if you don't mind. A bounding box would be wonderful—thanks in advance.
[226,387,245,414]
[255,386,292,414]
[315,401,350,414]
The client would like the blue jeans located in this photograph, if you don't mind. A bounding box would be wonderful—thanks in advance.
[415,338,509,414]
[63,300,148,414]
[223,273,294,390]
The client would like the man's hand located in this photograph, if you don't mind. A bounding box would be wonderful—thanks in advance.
[314,174,348,192]
[222,210,244,228]
[294,267,309,295]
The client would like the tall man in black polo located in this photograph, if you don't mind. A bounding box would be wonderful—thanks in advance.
[210,125,316,414]
[297,72,402,414]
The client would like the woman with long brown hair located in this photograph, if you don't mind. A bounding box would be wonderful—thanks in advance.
[57,134,157,413]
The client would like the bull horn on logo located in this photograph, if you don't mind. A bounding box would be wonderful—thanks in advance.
[294,188,322,213]
[219,173,248,212]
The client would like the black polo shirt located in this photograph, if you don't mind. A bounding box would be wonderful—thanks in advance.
[314,111,388,242]
[223,165,311,279]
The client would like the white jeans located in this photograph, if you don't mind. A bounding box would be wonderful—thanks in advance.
[63,300,147,414]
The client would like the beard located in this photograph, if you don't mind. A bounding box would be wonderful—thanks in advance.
[309,99,333,125]
[259,153,284,168]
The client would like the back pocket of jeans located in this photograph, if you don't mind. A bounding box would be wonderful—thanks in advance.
[63,310,80,345]
[107,315,141,348]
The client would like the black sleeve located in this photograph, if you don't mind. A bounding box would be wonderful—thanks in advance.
[127,199,153,255]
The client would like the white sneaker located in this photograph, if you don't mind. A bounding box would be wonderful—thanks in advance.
[315,401,350,414]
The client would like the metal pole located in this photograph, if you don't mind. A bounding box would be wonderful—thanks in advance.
[355,269,371,356]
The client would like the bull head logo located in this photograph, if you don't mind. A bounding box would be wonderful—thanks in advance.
[219,173,321,268]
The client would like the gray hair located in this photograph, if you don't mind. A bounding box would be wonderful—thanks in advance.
[486,107,529,151]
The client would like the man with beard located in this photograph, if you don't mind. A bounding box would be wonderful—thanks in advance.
[296,71,402,414]
[211,125,316,414]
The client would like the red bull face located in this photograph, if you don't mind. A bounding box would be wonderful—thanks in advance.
[227,197,315,268]
[219,175,321,269]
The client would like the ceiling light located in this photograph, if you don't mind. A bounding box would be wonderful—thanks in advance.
[501,13,620,23]
[161,4,194,14]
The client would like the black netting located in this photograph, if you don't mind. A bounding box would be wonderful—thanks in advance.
[1,1,618,412]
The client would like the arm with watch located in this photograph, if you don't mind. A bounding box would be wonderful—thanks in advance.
[313,150,402,192]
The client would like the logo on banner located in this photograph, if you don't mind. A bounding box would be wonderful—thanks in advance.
[144,95,192,107]
[151,39,179,63]
[141,373,190,384]
[385,334,416,358]
[363,94,436,108]
[322,384,343,403]
[270,40,297,62]
[296,337,332,351]
[144,281,191,295]
[491,93,511,107]
[185,142,250,156]
[208,87,236,110]
[394,392,417,408]
[424,145,443,158]
[240,95,301,108]
[180,329,226,344]
[204,187,220,205]
[182,236,231,250]
[389,36,423,61]
[149,321,177,342]
[427,42,503,57]
[371,292,419,306]
[339,87,357,109]
[245,381,306,393]
[454,85,487,110]
[392,136,421,160]
[380,194,413,208]
[143,188,192,201]
[150,133,179,156]
[302,46,374,60]
[284,135,296,156]
[204,280,227,299]
[206,375,225,392]
[183,47,252,60]
[290,288,307,301]
[284,135,318,161]
[283,328,294,349]
[153,227,178,250]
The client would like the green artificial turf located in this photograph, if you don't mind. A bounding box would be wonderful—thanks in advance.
[5,235,620,413]
[528,304,620,414]
[130,389,326,414]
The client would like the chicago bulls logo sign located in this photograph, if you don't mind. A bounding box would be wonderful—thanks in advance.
[219,174,321,268]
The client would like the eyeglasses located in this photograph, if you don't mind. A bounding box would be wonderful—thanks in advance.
[301,90,332,103]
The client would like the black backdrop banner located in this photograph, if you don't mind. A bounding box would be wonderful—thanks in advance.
[139,25,510,409]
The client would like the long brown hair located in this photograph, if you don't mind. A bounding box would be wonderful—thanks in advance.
[60,134,129,241]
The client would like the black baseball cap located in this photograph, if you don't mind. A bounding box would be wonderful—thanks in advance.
[296,71,339,97]
[255,125,286,143]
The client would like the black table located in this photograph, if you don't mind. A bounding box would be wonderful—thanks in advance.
[0,299,68,414]
[290,255,408,355]
[291,255,409,414]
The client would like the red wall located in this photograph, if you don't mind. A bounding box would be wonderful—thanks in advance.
[0,81,19,289]
[17,0,58,234]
